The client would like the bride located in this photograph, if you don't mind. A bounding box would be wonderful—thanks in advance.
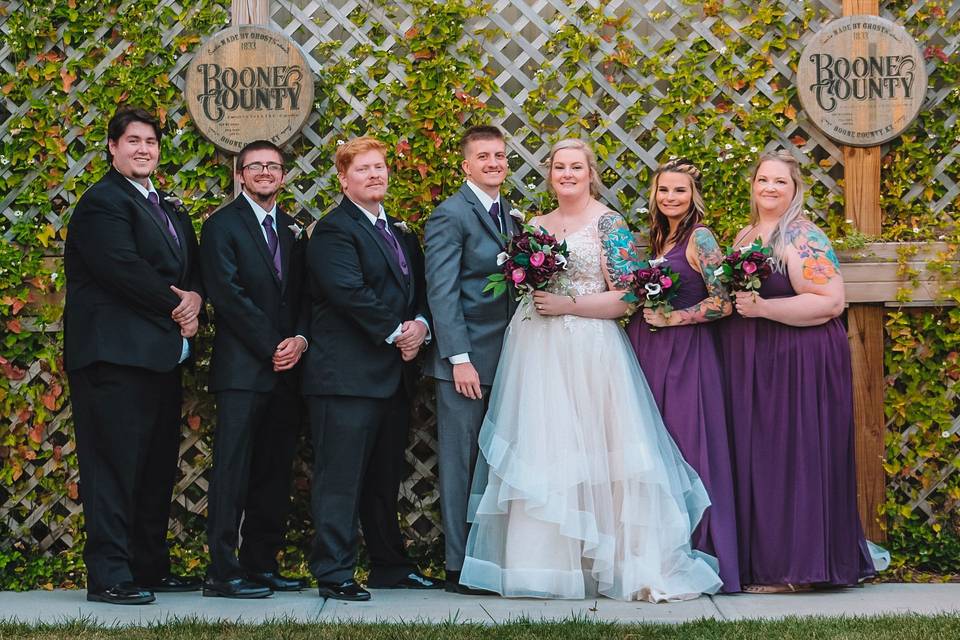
[459,139,722,602]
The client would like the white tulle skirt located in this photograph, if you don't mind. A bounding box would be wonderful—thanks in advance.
[460,304,723,601]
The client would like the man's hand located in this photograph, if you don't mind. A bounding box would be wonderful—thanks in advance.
[171,286,202,325]
[400,345,420,362]
[273,336,307,371]
[395,319,428,351]
[452,362,482,400]
[180,316,199,338]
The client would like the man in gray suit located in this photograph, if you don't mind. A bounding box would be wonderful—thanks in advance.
[424,126,519,594]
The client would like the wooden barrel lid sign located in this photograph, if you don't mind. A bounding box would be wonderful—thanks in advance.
[185,26,314,153]
[797,16,927,147]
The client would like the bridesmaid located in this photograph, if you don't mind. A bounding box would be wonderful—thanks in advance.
[720,150,875,593]
[626,158,740,593]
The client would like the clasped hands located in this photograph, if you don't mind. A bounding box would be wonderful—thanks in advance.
[396,319,428,362]
[170,285,202,338]
[273,336,307,372]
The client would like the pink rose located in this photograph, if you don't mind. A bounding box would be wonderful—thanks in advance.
[660,275,673,288]
[511,268,527,284]
[529,251,545,267]
[743,260,758,274]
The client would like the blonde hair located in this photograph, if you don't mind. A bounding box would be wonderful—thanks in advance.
[546,138,602,197]
[647,158,706,257]
[334,136,388,175]
[749,150,806,271]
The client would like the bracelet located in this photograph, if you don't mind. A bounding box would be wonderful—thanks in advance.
[569,294,577,304]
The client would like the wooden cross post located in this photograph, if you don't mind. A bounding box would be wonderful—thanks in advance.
[841,0,886,542]
[231,0,270,195]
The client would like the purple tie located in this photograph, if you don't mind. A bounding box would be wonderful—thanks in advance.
[262,214,282,279]
[489,201,502,233]
[147,191,180,247]
[374,218,409,276]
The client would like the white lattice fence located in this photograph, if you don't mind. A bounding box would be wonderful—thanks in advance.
[1,0,958,557]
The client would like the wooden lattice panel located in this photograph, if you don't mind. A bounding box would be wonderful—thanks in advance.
[1,0,958,557]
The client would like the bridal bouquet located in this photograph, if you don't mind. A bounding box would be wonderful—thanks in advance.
[484,224,569,299]
[715,238,773,292]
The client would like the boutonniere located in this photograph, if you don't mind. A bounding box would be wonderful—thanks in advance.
[163,195,186,212]
[393,221,412,234]
[288,223,303,240]
[508,208,525,222]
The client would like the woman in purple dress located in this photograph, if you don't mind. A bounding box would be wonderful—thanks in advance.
[626,159,740,593]
[721,150,875,593]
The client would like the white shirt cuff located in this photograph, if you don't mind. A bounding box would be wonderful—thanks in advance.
[295,334,308,351]
[385,323,403,344]
[415,315,431,344]
[448,353,470,365]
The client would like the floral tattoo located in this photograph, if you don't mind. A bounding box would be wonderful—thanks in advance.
[599,212,639,291]
[786,220,840,285]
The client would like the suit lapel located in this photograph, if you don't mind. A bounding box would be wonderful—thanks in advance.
[113,171,184,261]
[236,196,282,288]
[277,208,295,293]
[460,184,505,248]
[342,199,409,291]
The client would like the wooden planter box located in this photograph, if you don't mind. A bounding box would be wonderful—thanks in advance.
[838,241,959,306]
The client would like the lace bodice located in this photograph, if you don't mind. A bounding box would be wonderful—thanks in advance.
[548,216,609,298]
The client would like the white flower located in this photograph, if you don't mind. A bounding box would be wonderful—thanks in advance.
[496,251,509,266]
[644,282,662,296]
[0,155,8,165]
[912,227,920,233]
[393,220,411,234]
[555,254,568,268]
[164,195,184,209]
[509,208,525,221]
[750,146,758,153]
[845,218,854,224]
[714,266,726,277]
[938,235,946,240]
[336,139,345,146]
[648,257,667,267]
[725,143,733,150]
[175,128,184,136]
[943,431,951,438]
[835,238,844,244]
[50,272,58,281]
[288,223,303,239]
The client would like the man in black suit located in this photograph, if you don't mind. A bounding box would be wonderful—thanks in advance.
[200,140,308,599]
[303,136,442,601]
[64,108,204,604]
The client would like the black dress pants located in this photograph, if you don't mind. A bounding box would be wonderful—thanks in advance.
[68,361,181,591]
[307,391,414,585]
[206,380,302,580]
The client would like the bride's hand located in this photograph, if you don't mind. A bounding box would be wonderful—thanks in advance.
[532,290,570,316]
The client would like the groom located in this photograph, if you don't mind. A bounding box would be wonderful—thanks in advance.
[424,125,519,593]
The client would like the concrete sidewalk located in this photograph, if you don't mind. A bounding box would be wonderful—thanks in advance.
[0,583,959,625]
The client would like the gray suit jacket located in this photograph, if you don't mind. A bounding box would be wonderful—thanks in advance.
[423,183,519,385]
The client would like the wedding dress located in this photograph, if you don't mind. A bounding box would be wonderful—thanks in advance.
[459,212,723,601]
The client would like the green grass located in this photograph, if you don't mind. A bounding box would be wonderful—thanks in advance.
[2,616,960,640]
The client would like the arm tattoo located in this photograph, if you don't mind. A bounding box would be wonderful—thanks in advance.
[786,220,840,285]
[598,212,639,291]
[678,227,731,323]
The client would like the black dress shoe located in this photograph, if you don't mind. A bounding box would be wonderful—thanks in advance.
[369,571,444,590]
[317,579,371,601]
[246,571,307,592]
[140,574,203,592]
[202,577,273,599]
[87,581,156,605]
[444,570,497,596]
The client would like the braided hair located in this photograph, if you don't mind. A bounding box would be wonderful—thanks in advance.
[647,158,706,257]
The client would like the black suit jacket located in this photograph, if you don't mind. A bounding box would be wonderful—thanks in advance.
[64,167,203,373]
[200,195,306,393]
[301,197,430,399]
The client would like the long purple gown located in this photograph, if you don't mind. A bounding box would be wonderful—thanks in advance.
[626,228,741,593]
[719,268,875,587]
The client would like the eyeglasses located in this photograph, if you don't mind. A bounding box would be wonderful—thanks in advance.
[242,162,284,174]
